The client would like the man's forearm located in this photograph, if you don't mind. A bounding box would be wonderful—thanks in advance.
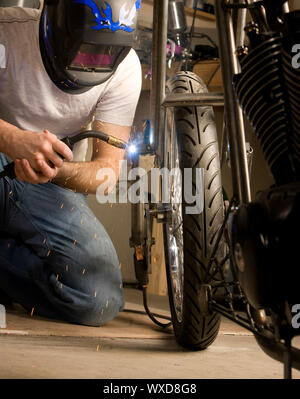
[0,119,20,157]
[52,159,119,194]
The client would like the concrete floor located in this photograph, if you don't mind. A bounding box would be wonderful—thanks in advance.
[0,288,299,379]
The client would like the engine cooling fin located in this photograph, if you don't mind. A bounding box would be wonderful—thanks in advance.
[233,34,297,185]
[282,48,300,175]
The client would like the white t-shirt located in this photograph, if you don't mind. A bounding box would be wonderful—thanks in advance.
[0,7,142,160]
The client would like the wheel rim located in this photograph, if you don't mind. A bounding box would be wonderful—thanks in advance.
[165,110,184,323]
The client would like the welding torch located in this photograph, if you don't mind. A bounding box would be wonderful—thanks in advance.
[0,130,136,180]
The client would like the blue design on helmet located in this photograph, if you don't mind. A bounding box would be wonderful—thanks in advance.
[73,0,141,32]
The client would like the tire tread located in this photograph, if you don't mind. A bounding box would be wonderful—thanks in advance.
[164,71,224,350]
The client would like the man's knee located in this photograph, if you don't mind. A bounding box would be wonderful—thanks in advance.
[68,285,125,327]
[43,256,124,327]
[89,293,124,327]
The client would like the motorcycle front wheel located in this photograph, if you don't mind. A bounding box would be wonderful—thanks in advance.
[163,71,224,349]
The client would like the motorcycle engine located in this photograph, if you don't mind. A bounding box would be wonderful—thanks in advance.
[231,7,300,311]
[233,11,300,185]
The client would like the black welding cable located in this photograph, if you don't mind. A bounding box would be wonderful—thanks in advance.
[0,162,17,180]
[142,287,172,328]
[122,285,172,328]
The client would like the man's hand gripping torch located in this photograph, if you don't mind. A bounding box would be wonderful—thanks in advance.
[0,130,138,180]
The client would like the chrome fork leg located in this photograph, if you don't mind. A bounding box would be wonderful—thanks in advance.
[215,0,251,204]
[151,0,169,161]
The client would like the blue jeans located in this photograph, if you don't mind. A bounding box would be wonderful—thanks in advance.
[0,153,124,326]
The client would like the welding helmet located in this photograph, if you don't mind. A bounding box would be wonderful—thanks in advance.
[40,0,141,94]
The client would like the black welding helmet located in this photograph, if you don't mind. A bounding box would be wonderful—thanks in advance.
[40,0,141,94]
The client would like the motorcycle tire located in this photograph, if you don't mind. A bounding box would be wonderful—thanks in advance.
[163,71,224,350]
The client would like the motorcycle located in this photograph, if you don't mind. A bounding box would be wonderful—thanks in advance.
[129,0,300,379]
[1,0,299,379]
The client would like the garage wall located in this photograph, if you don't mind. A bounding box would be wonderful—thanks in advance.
[87,91,151,283]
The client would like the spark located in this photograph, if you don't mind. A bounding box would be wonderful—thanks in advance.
[56,274,59,280]
[30,308,34,317]
[46,250,51,257]
[60,203,64,209]
[82,268,86,275]
[8,191,12,195]
[43,239,46,244]
[74,239,77,245]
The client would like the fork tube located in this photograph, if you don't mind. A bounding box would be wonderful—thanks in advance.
[235,3,247,49]
[150,0,169,162]
[215,0,251,204]
[282,2,289,13]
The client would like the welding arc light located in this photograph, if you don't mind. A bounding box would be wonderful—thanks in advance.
[127,144,137,155]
